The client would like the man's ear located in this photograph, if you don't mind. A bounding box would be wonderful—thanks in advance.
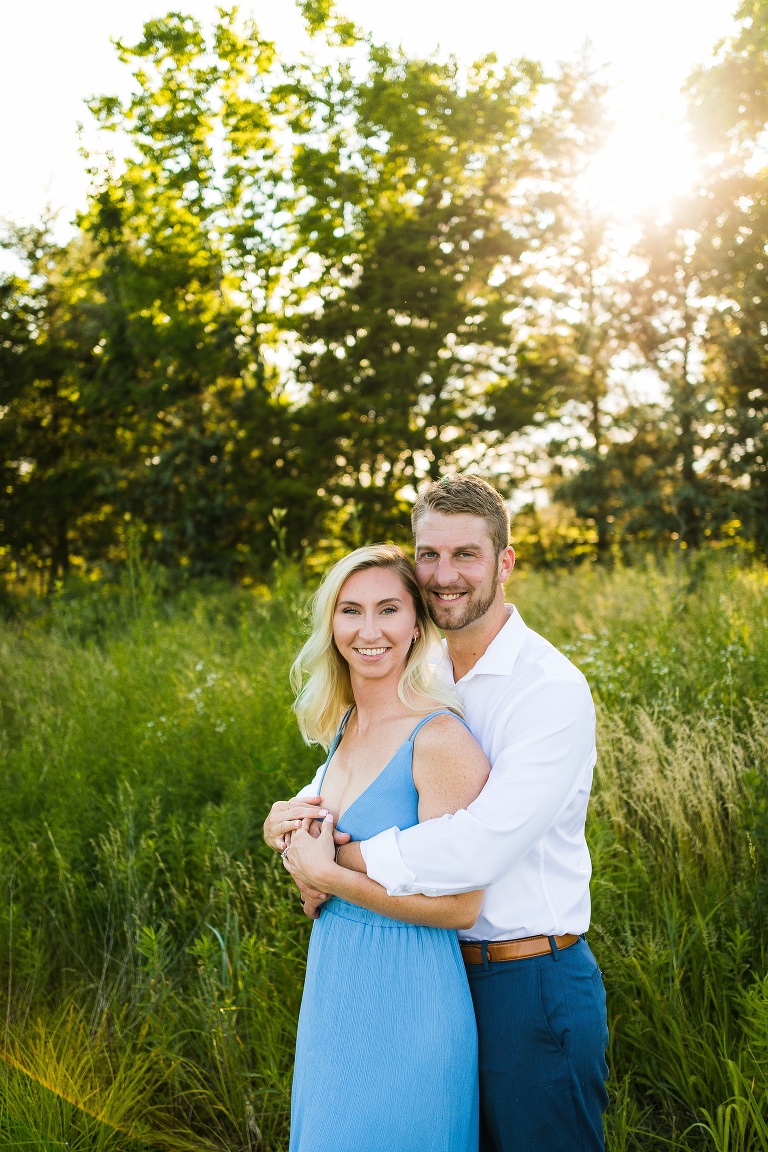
[498,546,515,584]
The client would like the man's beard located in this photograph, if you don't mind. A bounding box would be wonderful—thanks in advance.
[427,579,498,631]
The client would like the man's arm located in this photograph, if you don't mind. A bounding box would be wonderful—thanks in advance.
[359,678,596,896]
[286,817,484,929]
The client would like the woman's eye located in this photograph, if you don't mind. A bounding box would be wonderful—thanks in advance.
[341,607,360,614]
[381,606,397,615]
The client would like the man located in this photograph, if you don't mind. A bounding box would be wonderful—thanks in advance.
[270,475,609,1152]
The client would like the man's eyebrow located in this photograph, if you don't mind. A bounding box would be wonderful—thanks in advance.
[416,543,484,552]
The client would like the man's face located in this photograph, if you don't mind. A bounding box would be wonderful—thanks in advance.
[413,511,513,631]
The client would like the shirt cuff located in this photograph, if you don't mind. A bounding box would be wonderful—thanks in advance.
[360,827,419,896]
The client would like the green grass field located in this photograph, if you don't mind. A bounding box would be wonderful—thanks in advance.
[1,554,767,1150]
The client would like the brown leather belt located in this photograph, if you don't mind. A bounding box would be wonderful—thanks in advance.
[460,933,579,965]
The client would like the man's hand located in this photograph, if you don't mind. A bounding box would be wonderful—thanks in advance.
[263,795,328,852]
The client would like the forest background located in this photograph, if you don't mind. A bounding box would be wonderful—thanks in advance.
[2,0,767,588]
[2,2,768,1151]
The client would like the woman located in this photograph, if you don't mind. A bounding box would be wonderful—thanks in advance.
[263,544,490,1152]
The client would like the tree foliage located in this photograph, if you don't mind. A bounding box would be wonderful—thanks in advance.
[1,1,768,584]
[284,46,550,540]
[685,0,768,551]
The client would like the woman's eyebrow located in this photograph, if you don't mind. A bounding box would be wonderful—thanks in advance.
[337,597,404,607]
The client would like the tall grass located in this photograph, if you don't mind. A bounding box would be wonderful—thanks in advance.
[1,554,767,1149]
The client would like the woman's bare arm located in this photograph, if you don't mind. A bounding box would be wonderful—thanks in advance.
[410,714,490,823]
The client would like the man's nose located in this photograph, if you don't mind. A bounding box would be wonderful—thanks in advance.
[435,555,460,586]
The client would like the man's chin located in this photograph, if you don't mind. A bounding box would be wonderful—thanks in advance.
[429,601,473,631]
[428,590,497,631]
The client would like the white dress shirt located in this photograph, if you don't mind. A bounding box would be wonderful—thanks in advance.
[359,606,597,942]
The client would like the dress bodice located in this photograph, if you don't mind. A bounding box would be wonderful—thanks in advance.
[316,709,465,927]
[318,709,461,841]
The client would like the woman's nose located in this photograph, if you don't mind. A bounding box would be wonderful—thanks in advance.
[357,613,382,639]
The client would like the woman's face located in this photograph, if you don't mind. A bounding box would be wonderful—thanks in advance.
[333,567,418,682]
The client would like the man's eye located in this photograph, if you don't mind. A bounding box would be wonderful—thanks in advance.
[418,552,437,560]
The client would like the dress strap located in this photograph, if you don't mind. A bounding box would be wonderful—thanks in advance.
[326,705,355,760]
[407,709,469,743]
[317,705,355,792]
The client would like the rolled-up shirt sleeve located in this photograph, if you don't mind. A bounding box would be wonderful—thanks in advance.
[361,678,596,896]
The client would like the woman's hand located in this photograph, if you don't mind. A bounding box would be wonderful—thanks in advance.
[263,795,328,852]
[292,820,331,918]
[295,879,330,919]
[283,814,339,892]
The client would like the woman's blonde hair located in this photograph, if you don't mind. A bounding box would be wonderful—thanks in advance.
[291,544,462,748]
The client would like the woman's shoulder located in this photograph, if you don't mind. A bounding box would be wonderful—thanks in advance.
[412,711,480,754]
[411,711,490,795]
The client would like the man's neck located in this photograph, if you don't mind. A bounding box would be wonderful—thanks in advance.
[445,596,511,682]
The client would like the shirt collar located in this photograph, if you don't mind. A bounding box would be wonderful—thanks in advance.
[439,605,527,684]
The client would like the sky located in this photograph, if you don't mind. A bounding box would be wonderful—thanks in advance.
[0,0,739,236]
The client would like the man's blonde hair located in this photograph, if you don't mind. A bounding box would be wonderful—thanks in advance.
[411,475,510,556]
[291,544,462,749]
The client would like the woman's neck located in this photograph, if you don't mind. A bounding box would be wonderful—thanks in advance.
[348,670,409,736]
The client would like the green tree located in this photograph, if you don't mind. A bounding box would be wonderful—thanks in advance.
[81,10,291,577]
[281,41,554,543]
[686,0,768,553]
[620,218,731,549]
[517,59,631,558]
[1,12,300,585]
[0,224,115,587]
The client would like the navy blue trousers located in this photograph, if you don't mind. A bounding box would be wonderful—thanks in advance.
[466,936,609,1152]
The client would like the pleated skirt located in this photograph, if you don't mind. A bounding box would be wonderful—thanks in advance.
[289,897,479,1152]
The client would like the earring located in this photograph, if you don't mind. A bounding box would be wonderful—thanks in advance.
[412,629,420,643]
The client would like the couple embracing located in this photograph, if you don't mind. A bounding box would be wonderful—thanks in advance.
[264,475,609,1152]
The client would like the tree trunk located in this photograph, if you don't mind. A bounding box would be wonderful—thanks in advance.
[676,315,702,549]
[49,518,70,591]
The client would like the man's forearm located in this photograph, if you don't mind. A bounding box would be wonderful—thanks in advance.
[336,841,367,874]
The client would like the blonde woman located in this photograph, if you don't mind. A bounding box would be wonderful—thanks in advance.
[264,544,490,1152]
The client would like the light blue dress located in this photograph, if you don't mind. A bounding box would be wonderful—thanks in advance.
[289,710,479,1152]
